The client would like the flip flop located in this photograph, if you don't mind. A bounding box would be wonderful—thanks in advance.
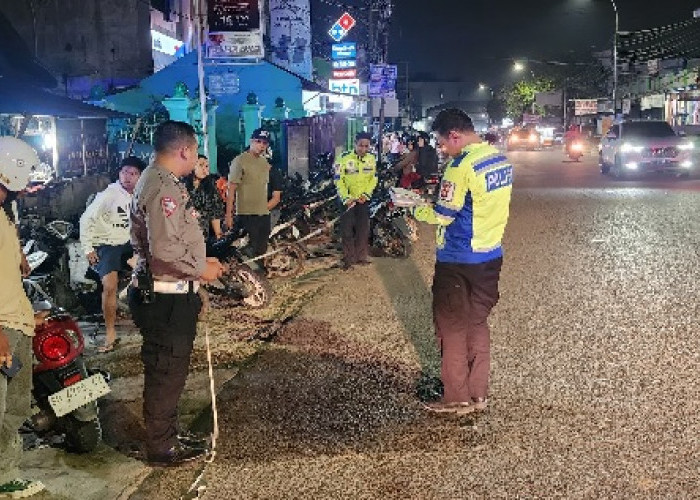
[96,338,121,353]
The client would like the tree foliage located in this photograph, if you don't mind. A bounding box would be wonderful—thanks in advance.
[501,77,556,119]
[490,58,611,121]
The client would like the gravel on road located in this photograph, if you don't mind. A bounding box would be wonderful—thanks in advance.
[135,188,699,499]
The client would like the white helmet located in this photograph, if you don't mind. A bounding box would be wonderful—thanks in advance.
[0,137,40,192]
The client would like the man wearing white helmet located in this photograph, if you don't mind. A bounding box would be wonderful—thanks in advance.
[0,137,45,497]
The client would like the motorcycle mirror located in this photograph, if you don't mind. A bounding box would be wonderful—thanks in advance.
[32,300,53,313]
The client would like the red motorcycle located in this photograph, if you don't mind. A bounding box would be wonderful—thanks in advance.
[26,286,111,453]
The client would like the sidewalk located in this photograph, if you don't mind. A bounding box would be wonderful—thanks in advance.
[19,263,331,500]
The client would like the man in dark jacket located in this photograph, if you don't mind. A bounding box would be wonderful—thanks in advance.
[415,133,439,178]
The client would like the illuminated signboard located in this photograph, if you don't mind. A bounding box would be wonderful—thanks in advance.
[329,78,360,95]
[331,42,356,60]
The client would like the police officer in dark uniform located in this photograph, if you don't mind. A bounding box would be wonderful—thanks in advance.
[129,121,224,466]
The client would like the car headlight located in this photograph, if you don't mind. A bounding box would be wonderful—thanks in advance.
[678,143,694,151]
[528,134,537,142]
[620,143,644,153]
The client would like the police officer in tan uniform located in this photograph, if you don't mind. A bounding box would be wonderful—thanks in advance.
[129,121,224,466]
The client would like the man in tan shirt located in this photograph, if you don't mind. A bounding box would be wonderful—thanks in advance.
[224,128,282,260]
[0,137,45,498]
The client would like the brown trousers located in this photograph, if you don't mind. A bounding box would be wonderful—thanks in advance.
[340,203,370,265]
[432,259,502,403]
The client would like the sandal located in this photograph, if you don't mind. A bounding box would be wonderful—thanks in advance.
[96,338,121,353]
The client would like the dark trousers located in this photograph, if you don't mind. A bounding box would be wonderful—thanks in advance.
[340,203,370,265]
[238,214,271,257]
[432,259,502,403]
[129,288,202,454]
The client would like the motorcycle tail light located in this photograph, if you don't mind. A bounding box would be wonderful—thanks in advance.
[40,335,71,361]
[63,373,82,387]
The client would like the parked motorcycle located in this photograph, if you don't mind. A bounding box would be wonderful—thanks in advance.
[369,171,413,258]
[20,220,75,307]
[25,287,110,453]
[205,229,273,309]
[271,195,341,261]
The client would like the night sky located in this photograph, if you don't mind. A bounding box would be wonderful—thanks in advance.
[387,0,700,84]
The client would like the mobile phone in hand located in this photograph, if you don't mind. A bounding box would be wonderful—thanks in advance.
[0,357,23,378]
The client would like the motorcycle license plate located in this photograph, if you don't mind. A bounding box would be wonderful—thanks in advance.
[48,374,111,417]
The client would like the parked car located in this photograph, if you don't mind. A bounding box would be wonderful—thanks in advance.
[599,120,695,178]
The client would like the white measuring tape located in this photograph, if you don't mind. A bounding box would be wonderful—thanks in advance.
[183,321,218,499]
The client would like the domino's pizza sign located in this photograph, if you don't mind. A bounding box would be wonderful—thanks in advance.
[328,12,357,42]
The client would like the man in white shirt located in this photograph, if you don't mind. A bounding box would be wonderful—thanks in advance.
[80,157,144,352]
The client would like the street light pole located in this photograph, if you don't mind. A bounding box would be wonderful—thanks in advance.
[611,0,619,114]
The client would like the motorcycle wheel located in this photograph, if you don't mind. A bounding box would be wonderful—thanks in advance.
[233,264,273,309]
[64,415,102,453]
[264,242,305,278]
[373,224,412,259]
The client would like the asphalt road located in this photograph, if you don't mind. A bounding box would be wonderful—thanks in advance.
[133,148,700,500]
[508,146,700,191]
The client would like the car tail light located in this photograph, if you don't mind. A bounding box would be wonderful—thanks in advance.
[39,335,71,361]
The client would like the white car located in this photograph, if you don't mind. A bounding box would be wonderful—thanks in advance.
[599,121,695,178]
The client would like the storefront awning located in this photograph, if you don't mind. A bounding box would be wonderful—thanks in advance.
[0,79,131,118]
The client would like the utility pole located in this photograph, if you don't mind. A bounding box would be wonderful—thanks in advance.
[609,0,619,115]
[374,0,392,163]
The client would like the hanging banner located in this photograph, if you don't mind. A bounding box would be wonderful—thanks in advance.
[269,0,312,79]
[574,99,598,116]
[207,0,264,58]
[368,64,398,98]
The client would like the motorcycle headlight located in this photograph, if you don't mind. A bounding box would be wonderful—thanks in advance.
[621,143,644,153]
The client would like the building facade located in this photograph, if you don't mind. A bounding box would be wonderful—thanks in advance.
[0,0,154,98]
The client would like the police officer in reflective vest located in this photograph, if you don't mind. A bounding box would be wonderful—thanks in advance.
[129,121,224,466]
[333,132,378,270]
[412,109,513,415]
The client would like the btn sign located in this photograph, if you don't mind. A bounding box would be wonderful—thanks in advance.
[329,78,360,95]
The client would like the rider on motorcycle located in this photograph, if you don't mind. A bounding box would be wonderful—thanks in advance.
[564,125,583,151]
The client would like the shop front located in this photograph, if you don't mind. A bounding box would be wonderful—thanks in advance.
[665,90,700,127]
